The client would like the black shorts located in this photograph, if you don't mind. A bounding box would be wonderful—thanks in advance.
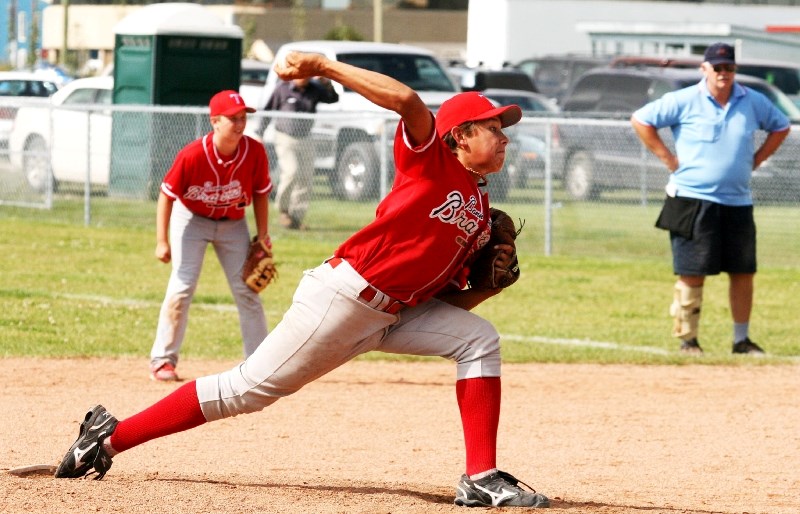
[671,200,756,276]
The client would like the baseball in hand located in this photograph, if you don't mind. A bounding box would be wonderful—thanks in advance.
[275,53,288,70]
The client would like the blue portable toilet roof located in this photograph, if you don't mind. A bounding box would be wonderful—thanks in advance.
[114,2,243,38]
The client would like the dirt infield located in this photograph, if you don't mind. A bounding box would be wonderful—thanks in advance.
[1,357,798,514]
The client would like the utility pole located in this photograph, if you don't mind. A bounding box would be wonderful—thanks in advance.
[61,0,69,67]
[28,0,39,67]
[373,0,382,43]
[291,0,306,42]
[8,0,17,67]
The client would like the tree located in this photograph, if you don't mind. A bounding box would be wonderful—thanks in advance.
[27,0,41,67]
[7,0,17,64]
[324,23,364,42]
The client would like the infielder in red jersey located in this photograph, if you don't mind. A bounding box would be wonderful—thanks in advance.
[54,54,550,509]
[149,90,273,382]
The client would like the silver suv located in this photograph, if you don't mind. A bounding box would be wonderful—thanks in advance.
[259,40,458,201]
[513,54,612,105]
[553,67,800,202]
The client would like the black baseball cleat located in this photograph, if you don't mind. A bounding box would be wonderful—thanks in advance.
[55,405,119,480]
[732,338,765,355]
[680,338,703,354]
[454,470,550,508]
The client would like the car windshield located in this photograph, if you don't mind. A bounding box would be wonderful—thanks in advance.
[736,65,800,96]
[486,93,552,112]
[744,81,800,121]
[337,53,457,92]
[673,77,800,122]
[0,79,58,97]
[241,67,270,85]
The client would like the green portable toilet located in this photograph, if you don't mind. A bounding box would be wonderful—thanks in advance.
[109,3,244,199]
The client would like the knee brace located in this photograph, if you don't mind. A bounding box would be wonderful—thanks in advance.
[669,281,703,340]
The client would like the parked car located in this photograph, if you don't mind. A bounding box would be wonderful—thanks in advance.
[513,54,612,105]
[611,54,800,97]
[31,63,74,88]
[0,71,60,146]
[482,88,559,188]
[482,88,558,113]
[239,58,271,109]
[0,71,59,97]
[449,67,538,93]
[259,40,459,201]
[8,76,112,192]
[553,67,800,201]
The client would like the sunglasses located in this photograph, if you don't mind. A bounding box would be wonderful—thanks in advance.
[712,64,737,73]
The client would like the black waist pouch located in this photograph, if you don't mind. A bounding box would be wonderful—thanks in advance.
[655,195,701,239]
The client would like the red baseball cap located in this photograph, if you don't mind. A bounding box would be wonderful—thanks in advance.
[435,91,522,138]
[209,90,256,116]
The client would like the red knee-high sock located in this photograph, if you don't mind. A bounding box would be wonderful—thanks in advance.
[110,380,207,453]
[456,377,500,476]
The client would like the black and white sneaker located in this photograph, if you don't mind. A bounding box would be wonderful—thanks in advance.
[55,405,118,480]
[454,470,550,508]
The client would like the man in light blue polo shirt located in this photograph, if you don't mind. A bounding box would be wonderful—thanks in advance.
[631,42,790,355]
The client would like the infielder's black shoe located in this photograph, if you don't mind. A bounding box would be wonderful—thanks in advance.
[55,405,118,480]
[732,338,765,355]
[454,470,550,508]
[680,338,703,354]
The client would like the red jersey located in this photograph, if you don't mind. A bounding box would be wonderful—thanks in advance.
[335,120,492,307]
[161,133,272,220]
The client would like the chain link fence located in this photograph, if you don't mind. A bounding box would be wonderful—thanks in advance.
[1,99,798,267]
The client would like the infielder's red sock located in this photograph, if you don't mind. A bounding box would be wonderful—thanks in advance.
[109,380,207,453]
[456,377,500,476]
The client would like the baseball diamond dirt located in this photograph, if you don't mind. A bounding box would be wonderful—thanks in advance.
[1,358,798,514]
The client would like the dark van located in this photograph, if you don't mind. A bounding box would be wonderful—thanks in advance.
[552,67,800,201]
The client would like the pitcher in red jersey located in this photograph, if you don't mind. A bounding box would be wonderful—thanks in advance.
[55,53,550,509]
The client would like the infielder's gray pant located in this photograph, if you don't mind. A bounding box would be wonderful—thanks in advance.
[274,130,315,223]
[197,259,501,421]
[151,201,268,368]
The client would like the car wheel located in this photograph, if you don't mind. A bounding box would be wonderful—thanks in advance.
[332,142,379,202]
[564,150,598,200]
[23,135,54,193]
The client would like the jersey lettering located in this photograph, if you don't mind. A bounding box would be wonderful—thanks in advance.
[184,180,245,208]
[430,191,483,237]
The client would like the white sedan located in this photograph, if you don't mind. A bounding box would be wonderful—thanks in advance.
[8,76,112,192]
[0,71,60,146]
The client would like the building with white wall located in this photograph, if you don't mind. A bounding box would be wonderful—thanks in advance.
[467,0,800,68]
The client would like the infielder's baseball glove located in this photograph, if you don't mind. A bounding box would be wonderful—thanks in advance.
[468,208,523,290]
[242,237,277,293]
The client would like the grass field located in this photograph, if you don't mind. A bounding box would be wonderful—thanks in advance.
[1,190,799,365]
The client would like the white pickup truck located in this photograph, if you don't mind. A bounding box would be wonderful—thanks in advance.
[8,76,113,193]
[258,40,460,201]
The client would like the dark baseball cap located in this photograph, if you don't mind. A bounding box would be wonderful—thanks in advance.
[435,91,522,139]
[704,43,736,65]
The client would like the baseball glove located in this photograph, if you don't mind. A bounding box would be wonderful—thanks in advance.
[242,237,277,293]
[468,208,523,290]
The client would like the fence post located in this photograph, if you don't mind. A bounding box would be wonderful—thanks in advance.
[639,142,648,207]
[544,119,553,257]
[379,116,389,199]
[45,102,54,209]
[84,108,92,226]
